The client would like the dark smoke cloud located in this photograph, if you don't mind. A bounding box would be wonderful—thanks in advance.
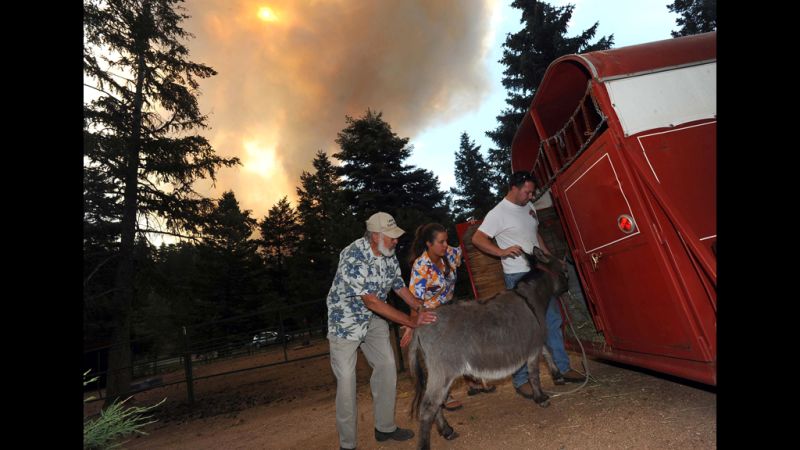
[184,0,494,218]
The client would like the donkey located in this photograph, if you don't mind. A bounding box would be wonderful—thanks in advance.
[409,247,569,450]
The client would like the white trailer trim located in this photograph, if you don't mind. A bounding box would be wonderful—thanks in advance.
[604,62,716,137]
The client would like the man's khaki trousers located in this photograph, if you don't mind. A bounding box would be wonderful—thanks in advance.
[328,315,398,449]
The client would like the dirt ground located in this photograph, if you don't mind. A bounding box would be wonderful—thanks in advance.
[85,338,716,449]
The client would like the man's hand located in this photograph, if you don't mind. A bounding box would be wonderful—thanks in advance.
[501,245,524,258]
[414,310,437,327]
[400,326,414,347]
[362,294,433,329]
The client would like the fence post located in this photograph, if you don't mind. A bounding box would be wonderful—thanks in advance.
[278,311,288,362]
[182,326,195,405]
[96,350,103,399]
[302,317,311,346]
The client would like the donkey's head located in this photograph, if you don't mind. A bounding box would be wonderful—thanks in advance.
[527,247,569,296]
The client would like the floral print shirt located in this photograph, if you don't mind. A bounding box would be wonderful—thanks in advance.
[327,237,406,340]
[409,245,462,309]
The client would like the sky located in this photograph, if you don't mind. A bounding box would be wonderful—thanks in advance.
[408,0,681,191]
[85,0,681,223]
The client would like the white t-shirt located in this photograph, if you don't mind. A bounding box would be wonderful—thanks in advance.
[478,198,540,274]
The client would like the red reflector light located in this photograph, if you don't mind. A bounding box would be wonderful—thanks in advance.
[618,215,635,233]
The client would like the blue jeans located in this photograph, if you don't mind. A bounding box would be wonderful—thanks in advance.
[504,272,571,388]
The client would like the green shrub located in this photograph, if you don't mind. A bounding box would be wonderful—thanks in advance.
[83,370,166,449]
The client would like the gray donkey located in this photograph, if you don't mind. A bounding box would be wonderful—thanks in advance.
[409,247,569,450]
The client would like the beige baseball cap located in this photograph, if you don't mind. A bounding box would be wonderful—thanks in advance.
[365,212,405,238]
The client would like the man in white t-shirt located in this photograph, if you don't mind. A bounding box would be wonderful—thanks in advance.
[471,171,585,399]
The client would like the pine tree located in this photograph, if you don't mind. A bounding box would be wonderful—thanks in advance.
[450,132,494,222]
[293,152,358,299]
[667,0,717,37]
[147,242,205,330]
[258,196,300,300]
[195,191,266,345]
[486,0,613,198]
[84,0,239,403]
[296,151,357,252]
[334,109,412,219]
[333,109,450,227]
[201,191,265,314]
[333,109,451,295]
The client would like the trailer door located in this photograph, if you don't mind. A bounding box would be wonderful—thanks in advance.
[556,132,708,362]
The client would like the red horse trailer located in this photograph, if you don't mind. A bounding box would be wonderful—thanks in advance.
[462,32,716,386]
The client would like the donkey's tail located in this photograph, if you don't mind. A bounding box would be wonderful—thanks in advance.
[409,333,426,419]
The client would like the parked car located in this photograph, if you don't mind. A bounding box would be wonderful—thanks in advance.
[251,330,293,348]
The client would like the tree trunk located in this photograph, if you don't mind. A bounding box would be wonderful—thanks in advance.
[105,302,133,404]
[104,27,148,405]
[105,158,138,404]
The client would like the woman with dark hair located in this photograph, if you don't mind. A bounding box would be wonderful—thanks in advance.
[401,223,495,411]
[406,223,460,311]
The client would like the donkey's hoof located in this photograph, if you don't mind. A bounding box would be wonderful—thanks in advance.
[534,396,550,407]
[442,427,459,440]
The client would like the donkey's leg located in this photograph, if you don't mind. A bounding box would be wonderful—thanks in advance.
[417,370,449,450]
[417,394,437,450]
[433,377,459,441]
[434,408,459,440]
[542,346,565,385]
[526,348,550,407]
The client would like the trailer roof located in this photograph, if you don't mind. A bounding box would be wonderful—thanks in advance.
[511,32,716,175]
[559,31,716,82]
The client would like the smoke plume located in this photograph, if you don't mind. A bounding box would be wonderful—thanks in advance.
[184,0,495,219]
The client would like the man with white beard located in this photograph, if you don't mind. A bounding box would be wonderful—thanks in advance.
[326,212,438,450]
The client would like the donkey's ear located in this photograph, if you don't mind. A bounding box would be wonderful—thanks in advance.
[532,246,552,263]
